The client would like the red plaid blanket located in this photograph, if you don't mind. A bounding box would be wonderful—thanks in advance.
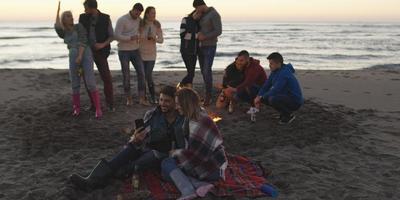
[118,154,269,200]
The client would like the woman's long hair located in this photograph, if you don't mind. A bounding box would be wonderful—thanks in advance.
[140,6,160,29]
[60,10,73,31]
[176,88,202,121]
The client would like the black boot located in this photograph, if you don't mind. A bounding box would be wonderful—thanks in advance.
[69,159,112,191]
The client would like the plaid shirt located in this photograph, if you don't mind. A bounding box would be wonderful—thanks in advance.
[174,111,227,180]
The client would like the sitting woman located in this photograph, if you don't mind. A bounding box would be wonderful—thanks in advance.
[161,88,228,200]
[54,1,102,118]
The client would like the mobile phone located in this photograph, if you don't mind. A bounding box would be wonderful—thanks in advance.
[134,119,144,130]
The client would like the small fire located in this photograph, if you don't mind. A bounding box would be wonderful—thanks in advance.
[208,112,222,123]
[213,116,222,123]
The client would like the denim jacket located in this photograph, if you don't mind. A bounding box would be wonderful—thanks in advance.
[142,107,185,153]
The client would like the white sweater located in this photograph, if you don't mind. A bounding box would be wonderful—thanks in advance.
[114,13,141,51]
[139,22,164,61]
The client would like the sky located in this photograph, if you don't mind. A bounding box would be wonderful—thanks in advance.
[1,0,400,22]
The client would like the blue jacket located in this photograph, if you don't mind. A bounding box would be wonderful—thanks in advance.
[258,63,304,105]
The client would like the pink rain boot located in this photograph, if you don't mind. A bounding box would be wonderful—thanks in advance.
[72,93,80,116]
[90,90,103,119]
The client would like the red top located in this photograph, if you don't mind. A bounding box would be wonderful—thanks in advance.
[236,57,267,93]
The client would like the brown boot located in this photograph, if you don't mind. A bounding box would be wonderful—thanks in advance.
[139,96,151,106]
[126,96,133,106]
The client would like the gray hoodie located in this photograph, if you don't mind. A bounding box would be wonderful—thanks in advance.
[199,7,222,47]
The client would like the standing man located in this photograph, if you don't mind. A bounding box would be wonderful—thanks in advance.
[115,3,150,106]
[79,0,115,111]
[193,0,222,106]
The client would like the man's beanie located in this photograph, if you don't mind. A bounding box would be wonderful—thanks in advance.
[193,0,206,7]
[133,3,144,11]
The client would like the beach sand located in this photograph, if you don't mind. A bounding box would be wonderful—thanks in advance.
[0,68,399,200]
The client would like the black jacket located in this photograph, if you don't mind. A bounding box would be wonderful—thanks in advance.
[180,15,199,55]
[79,11,111,55]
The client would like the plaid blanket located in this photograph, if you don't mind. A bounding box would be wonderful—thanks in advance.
[174,111,227,180]
[117,154,269,200]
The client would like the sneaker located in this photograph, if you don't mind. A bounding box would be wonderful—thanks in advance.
[279,114,296,124]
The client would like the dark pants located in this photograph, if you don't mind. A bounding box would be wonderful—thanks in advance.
[236,85,260,105]
[262,95,301,118]
[108,144,166,173]
[118,50,145,97]
[180,53,197,84]
[92,50,114,107]
[143,60,155,92]
[198,46,217,94]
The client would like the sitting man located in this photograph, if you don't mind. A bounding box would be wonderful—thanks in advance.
[69,86,186,190]
[254,52,304,124]
[221,50,267,112]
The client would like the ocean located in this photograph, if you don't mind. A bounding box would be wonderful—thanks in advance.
[0,21,399,71]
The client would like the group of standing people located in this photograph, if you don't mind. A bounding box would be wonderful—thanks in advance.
[54,0,222,119]
[54,0,165,118]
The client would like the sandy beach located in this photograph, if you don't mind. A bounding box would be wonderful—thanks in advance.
[0,68,399,200]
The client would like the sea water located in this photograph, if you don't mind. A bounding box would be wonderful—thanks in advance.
[1,21,399,71]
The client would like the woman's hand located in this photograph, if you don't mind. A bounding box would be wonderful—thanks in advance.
[55,1,61,25]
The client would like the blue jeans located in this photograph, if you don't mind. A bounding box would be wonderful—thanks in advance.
[118,50,145,97]
[235,85,260,105]
[69,48,97,94]
[143,60,155,89]
[198,46,217,94]
[262,95,302,118]
[161,157,221,182]
[180,53,197,84]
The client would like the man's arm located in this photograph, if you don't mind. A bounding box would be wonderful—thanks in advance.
[262,75,288,99]
[200,11,222,40]
[104,19,114,44]
[114,17,131,42]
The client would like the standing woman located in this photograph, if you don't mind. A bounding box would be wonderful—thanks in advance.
[54,1,102,118]
[139,6,164,104]
[161,88,227,200]
[177,11,201,89]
